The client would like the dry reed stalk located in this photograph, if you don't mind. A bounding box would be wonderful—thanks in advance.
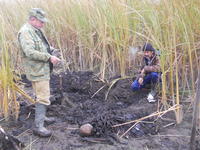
[13,84,35,104]
[91,85,106,98]
[112,104,180,128]
[105,76,130,101]
[115,105,180,138]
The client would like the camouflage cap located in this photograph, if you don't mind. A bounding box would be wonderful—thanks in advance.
[29,8,48,23]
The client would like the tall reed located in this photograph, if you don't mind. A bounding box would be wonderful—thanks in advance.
[0,12,19,120]
[0,0,199,121]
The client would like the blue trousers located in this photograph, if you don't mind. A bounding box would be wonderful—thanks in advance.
[131,72,160,91]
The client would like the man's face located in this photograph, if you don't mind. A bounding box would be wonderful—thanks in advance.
[29,17,45,29]
[144,50,154,58]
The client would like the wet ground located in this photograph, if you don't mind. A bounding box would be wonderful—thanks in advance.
[0,71,196,150]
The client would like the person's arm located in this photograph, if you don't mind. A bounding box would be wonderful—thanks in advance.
[137,69,144,85]
[18,32,51,62]
[50,46,61,58]
[143,57,160,73]
[136,58,146,80]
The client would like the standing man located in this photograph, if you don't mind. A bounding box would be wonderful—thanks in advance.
[131,43,161,103]
[18,8,60,137]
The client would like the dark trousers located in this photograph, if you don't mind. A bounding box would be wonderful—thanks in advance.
[131,72,161,91]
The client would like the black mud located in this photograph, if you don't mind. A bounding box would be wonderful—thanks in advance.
[0,71,195,150]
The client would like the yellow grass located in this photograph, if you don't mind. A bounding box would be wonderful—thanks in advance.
[0,0,199,121]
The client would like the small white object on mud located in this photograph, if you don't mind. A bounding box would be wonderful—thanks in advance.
[79,123,93,136]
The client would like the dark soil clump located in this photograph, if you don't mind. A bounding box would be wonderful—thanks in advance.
[0,71,192,150]
[48,71,158,139]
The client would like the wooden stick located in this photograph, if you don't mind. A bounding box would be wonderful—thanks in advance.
[16,129,31,138]
[163,122,175,128]
[120,122,138,138]
[112,105,179,128]
[190,71,200,150]
[91,85,106,98]
[0,126,24,149]
[115,105,180,138]
[24,138,39,149]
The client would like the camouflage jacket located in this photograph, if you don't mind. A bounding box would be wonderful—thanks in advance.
[18,23,53,81]
[137,54,161,79]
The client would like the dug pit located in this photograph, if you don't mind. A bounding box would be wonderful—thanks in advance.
[0,71,192,150]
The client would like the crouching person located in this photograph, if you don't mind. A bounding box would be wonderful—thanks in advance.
[131,43,161,103]
[18,8,60,137]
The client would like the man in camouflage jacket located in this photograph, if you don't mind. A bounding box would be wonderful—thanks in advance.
[18,8,60,137]
[131,43,161,103]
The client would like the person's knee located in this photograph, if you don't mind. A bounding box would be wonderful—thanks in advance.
[131,81,140,91]
[131,86,140,91]
[150,72,159,81]
[151,72,158,77]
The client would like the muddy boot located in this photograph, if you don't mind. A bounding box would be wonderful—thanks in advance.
[44,116,56,124]
[33,103,52,137]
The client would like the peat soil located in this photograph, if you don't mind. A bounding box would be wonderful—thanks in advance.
[0,71,197,150]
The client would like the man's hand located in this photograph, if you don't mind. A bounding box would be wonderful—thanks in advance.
[50,56,61,65]
[138,77,143,85]
[52,49,61,58]
[141,69,145,75]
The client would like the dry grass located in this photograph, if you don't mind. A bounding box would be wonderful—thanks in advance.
[0,0,199,121]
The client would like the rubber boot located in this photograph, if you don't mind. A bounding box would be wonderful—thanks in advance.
[33,103,52,137]
[44,116,56,124]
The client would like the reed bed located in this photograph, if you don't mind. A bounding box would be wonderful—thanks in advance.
[0,0,199,121]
